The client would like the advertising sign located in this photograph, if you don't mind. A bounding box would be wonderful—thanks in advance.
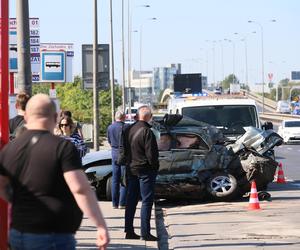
[82,44,109,90]
[291,71,300,80]
[41,51,65,82]
[9,18,40,81]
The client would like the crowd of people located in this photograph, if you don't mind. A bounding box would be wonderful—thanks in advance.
[0,92,160,250]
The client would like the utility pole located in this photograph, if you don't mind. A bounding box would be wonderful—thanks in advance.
[121,0,126,111]
[16,0,32,95]
[127,0,132,113]
[0,1,9,248]
[109,0,115,122]
[93,0,99,151]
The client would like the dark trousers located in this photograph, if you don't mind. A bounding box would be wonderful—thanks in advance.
[124,169,157,237]
[112,150,127,207]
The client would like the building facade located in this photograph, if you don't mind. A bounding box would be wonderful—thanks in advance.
[152,63,181,100]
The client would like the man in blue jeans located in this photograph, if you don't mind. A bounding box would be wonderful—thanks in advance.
[0,94,109,250]
[124,106,159,241]
[107,110,128,209]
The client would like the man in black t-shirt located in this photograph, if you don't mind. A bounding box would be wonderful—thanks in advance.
[0,94,109,250]
[9,92,30,139]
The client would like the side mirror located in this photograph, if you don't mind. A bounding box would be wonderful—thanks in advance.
[262,121,273,130]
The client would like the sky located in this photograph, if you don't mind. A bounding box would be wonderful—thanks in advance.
[9,0,300,88]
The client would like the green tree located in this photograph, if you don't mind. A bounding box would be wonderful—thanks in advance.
[220,74,239,90]
[32,76,122,135]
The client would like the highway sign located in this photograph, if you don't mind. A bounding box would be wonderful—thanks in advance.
[41,51,66,82]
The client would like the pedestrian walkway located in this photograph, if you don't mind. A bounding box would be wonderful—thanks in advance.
[76,201,158,250]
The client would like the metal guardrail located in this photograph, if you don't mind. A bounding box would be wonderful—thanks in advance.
[245,91,300,123]
[246,92,277,111]
[259,112,300,123]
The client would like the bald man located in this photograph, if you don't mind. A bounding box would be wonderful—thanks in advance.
[124,105,159,241]
[0,94,109,250]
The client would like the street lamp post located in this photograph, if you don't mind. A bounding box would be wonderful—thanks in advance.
[224,39,235,85]
[248,20,265,113]
[109,0,115,122]
[205,40,216,86]
[127,2,150,111]
[218,40,224,81]
[121,0,126,111]
[93,0,99,151]
[234,33,248,88]
[248,19,276,113]
[139,17,156,103]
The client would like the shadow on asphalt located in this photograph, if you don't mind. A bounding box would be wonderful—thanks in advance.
[77,242,156,250]
[268,181,300,191]
[170,242,300,249]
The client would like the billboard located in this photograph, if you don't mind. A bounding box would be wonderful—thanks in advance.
[173,73,202,93]
[82,44,109,90]
[291,71,300,80]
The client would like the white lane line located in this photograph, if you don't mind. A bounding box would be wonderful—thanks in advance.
[286,148,293,150]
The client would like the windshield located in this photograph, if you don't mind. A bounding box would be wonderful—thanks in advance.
[285,121,300,127]
[182,105,258,135]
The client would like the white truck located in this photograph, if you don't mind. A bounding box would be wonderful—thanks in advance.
[167,94,263,141]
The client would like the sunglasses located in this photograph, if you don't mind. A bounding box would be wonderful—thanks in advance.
[60,124,70,127]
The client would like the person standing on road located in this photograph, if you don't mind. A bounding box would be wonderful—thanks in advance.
[0,94,109,250]
[9,92,31,139]
[124,105,159,241]
[107,110,128,209]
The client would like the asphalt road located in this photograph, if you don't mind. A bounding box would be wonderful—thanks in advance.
[155,142,300,250]
[275,144,300,181]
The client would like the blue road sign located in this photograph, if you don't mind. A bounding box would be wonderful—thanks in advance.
[41,51,65,82]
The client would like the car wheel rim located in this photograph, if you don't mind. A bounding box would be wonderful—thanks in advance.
[211,176,232,193]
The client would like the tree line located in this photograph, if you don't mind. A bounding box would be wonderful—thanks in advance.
[32,76,122,135]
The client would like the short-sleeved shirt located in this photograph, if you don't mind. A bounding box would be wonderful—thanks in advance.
[0,130,83,234]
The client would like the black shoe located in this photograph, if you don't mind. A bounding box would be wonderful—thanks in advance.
[140,234,159,241]
[125,232,140,240]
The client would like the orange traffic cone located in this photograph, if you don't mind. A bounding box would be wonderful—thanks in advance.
[248,180,261,210]
[276,162,286,184]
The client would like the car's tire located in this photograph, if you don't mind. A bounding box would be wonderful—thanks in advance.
[206,172,239,201]
[106,176,112,201]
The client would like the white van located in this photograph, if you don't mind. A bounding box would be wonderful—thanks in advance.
[168,95,261,141]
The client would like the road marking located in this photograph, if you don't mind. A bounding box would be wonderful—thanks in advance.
[287,148,293,150]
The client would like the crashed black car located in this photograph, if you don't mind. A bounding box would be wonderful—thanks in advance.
[84,114,283,201]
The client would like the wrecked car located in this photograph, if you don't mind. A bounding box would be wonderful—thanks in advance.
[83,114,283,201]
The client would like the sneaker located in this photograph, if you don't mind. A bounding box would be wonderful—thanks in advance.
[113,206,118,209]
[119,205,126,209]
[125,232,140,240]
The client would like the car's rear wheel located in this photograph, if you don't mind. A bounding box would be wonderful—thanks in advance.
[106,176,112,201]
[206,172,238,201]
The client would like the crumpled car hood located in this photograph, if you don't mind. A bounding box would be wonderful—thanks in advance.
[230,127,283,154]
